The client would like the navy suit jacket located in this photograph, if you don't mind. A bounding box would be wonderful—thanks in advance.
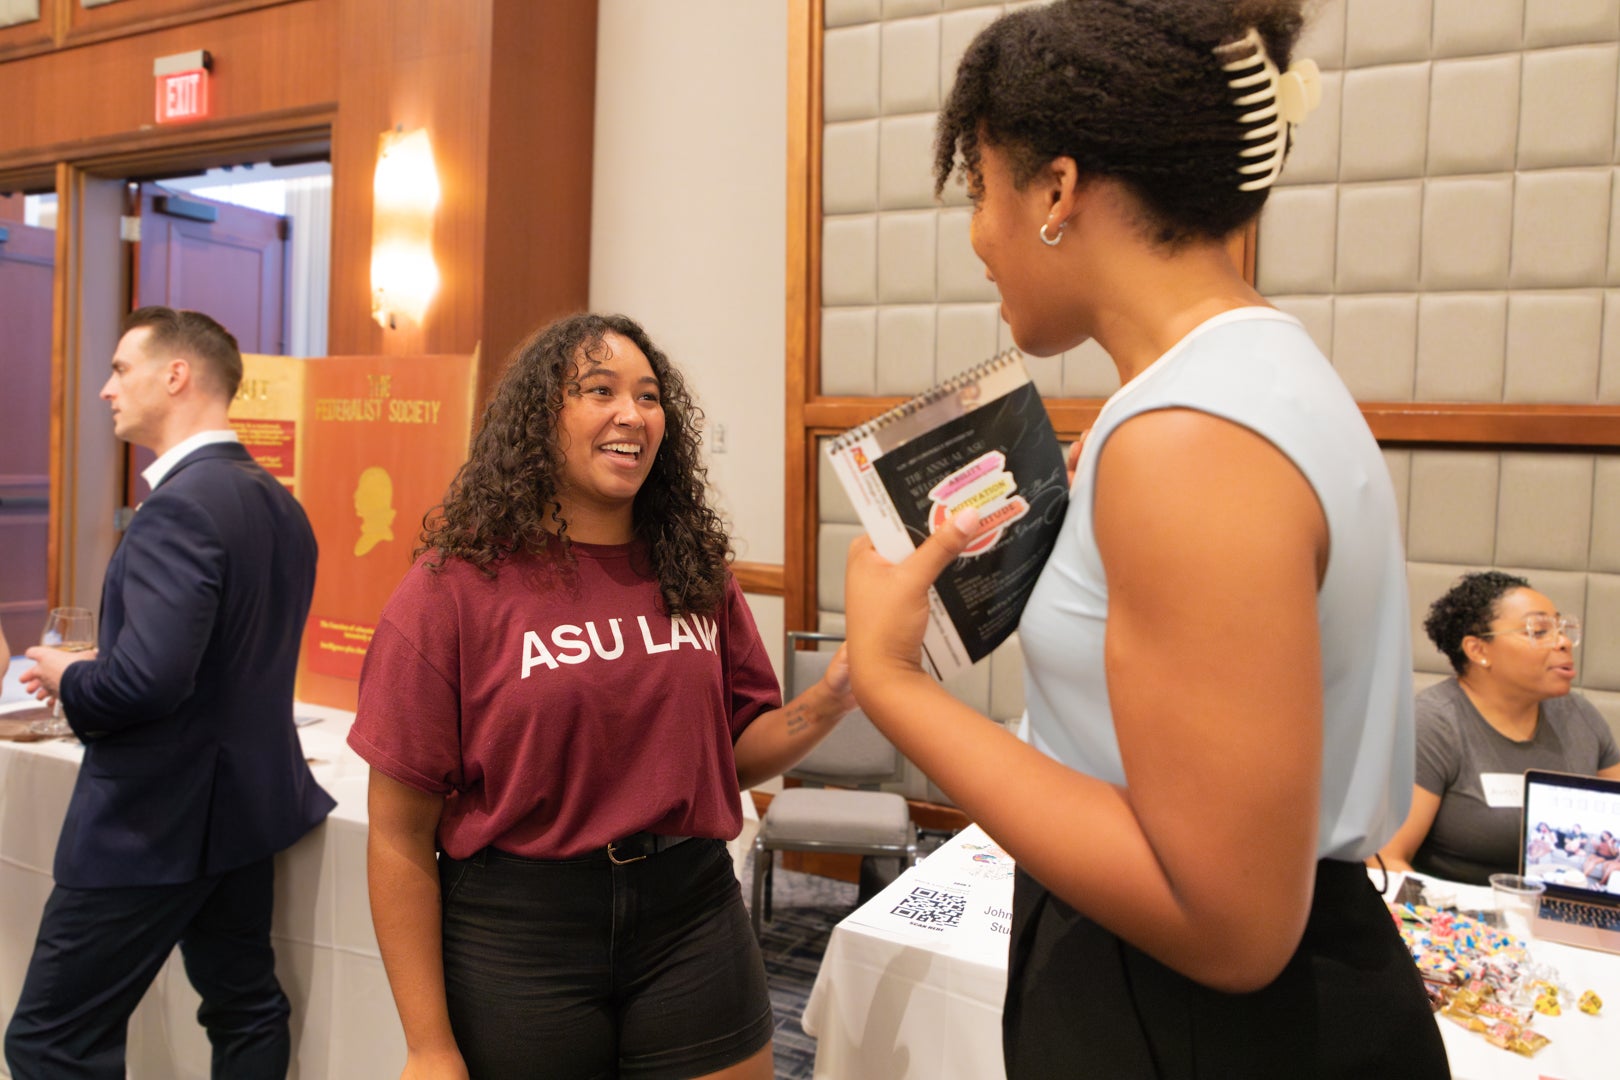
[57,442,335,888]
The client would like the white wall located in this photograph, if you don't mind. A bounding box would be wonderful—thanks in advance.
[590,0,791,684]
[590,0,788,566]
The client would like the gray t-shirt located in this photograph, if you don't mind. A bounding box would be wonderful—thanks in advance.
[1412,677,1620,885]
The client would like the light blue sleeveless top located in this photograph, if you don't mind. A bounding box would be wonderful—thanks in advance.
[1020,308,1413,861]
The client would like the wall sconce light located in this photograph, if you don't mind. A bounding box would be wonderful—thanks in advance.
[371,126,440,329]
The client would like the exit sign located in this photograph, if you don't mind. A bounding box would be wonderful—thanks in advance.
[153,49,213,125]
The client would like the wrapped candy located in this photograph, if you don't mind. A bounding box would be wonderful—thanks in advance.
[1533,988,1560,1016]
[1510,1029,1550,1057]
[1578,989,1603,1016]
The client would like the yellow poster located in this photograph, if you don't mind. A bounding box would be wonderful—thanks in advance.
[230,353,305,493]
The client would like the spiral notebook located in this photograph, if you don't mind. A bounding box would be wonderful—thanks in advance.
[824,351,1068,681]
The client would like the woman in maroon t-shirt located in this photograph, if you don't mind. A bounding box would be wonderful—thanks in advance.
[354,313,856,1080]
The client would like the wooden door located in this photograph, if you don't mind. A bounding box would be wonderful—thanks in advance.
[127,183,289,504]
[0,220,55,654]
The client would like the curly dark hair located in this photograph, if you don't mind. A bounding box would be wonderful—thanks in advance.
[418,313,732,616]
[1424,570,1532,675]
[934,0,1307,247]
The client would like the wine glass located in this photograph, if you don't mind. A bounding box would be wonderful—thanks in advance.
[28,607,96,737]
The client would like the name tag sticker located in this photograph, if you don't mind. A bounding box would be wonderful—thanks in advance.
[1480,772,1524,809]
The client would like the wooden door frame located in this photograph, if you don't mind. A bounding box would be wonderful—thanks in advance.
[20,119,333,611]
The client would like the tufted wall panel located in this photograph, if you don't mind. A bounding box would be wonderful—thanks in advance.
[811,0,1620,799]
[0,1,40,28]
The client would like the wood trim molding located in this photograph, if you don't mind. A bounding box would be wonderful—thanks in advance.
[784,0,820,635]
[47,161,78,611]
[807,397,1620,449]
[1362,403,1620,447]
[61,0,300,52]
[0,109,334,182]
[733,560,786,597]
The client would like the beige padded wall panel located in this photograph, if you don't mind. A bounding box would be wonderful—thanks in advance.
[823,24,880,122]
[1523,0,1620,50]
[1345,0,1432,66]
[937,304,1002,380]
[1257,187,1338,294]
[821,308,879,396]
[1415,294,1508,401]
[1601,292,1620,401]
[1502,291,1603,403]
[814,2,1620,774]
[1331,296,1417,399]
[1495,454,1595,570]
[824,120,880,215]
[1590,458,1620,572]
[877,212,938,303]
[1335,182,1423,292]
[1433,0,1524,58]
[1420,177,1514,291]
[1509,171,1611,290]
[1517,46,1618,170]
[1339,65,1431,182]
[879,116,939,210]
[1406,452,1499,565]
[1428,57,1521,177]
[0,2,40,29]
[1581,574,1620,688]
[1383,449,1412,539]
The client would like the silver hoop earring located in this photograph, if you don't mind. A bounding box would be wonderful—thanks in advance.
[1039,222,1064,247]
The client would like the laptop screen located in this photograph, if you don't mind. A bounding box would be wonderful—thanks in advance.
[1521,769,1620,902]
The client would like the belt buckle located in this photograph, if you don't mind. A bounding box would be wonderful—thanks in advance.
[607,838,648,865]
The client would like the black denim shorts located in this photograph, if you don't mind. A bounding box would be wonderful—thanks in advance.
[438,837,772,1079]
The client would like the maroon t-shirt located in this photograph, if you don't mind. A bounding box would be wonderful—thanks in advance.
[348,542,781,859]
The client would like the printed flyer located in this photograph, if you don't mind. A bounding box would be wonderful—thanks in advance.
[824,352,1067,680]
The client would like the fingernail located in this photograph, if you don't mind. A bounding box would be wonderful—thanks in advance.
[951,506,980,534]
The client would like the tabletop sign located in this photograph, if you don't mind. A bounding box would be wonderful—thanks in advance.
[153,49,212,125]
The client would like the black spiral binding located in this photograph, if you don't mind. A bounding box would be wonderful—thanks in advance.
[826,348,1023,455]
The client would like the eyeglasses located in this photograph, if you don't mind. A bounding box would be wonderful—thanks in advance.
[1478,615,1582,649]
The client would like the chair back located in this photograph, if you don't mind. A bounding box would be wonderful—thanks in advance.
[784,631,905,787]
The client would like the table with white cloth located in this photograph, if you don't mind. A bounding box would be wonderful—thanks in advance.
[0,657,758,1079]
[802,826,1620,1080]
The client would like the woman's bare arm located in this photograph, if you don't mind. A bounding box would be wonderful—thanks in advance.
[1373,785,1443,873]
[733,646,856,790]
[366,768,469,1080]
[844,409,1330,991]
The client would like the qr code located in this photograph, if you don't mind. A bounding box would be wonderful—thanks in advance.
[892,885,966,927]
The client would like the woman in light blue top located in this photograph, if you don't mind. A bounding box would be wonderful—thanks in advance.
[843,2,1446,1077]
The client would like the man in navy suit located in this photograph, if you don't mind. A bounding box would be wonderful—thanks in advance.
[5,307,335,1079]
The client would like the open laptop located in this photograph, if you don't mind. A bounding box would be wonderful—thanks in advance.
[1519,768,1620,955]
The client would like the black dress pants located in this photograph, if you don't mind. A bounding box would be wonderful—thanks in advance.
[1002,859,1450,1079]
[4,856,289,1080]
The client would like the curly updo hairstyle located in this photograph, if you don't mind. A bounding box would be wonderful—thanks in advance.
[1424,570,1531,676]
[419,313,732,617]
[935,0,1307,247]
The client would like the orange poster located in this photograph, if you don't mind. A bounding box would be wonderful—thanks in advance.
[295,354,478,710]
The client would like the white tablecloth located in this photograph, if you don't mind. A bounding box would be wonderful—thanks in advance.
[0,657,757,1078]
[802,824,1014,1080]
[803,827,1619,1080]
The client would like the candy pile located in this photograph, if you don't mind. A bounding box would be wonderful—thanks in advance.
[1391,903,1603,1058]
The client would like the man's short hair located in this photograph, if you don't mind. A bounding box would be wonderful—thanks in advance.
[123,307,244,400]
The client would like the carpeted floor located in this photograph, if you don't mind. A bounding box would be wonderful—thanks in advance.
[745,857,860,1080]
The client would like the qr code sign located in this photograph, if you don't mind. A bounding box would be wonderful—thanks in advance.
[892,885,966,928]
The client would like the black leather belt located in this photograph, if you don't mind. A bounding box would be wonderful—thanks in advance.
[606,831,693,865]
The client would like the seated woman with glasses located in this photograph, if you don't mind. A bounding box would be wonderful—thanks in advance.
[1375,571,1620,885]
